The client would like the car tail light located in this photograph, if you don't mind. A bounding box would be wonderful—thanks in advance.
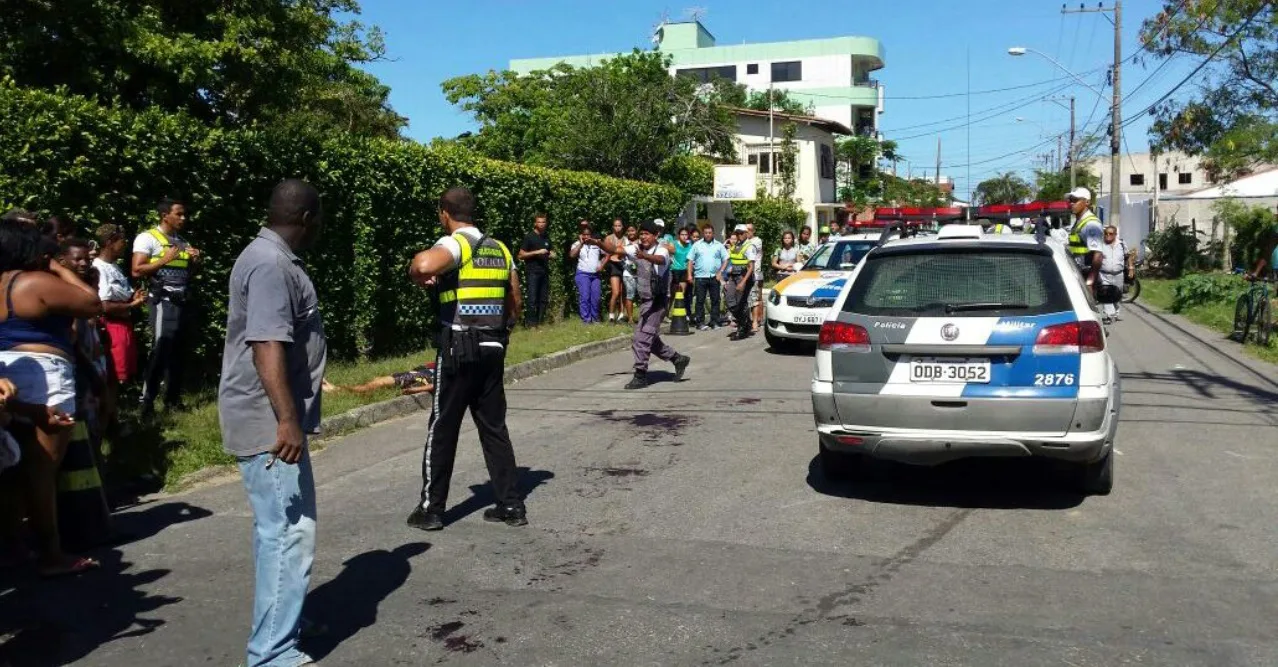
[1033,321,1104,354]
[818,321,870,353]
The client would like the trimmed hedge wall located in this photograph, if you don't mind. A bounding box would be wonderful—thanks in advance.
[0,83,688,385]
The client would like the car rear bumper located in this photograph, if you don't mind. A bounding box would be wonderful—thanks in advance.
[764,302,827,341]
[811,381,1119,465]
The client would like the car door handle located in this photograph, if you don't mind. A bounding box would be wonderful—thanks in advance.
[931,401,968,408]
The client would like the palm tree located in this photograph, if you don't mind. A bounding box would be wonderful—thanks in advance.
[974,171,1033,205]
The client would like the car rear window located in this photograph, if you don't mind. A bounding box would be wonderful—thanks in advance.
[842,247,1072,317]
[804,240,878,271]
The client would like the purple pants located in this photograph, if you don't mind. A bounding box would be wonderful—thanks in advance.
[575,271,602,323]
[633,298,678,372]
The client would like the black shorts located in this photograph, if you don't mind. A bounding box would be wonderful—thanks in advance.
[607,261,625,279]
[392,364,436,390]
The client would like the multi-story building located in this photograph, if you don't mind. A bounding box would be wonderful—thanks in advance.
[509,20,885,136]
[1078,151,1215,198]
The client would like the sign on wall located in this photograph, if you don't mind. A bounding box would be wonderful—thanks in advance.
[713,165,758,201]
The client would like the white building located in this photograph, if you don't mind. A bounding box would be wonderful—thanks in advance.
[1079,151,1216,198]
[510,20,886,136]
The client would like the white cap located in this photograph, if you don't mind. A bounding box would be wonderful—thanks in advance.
[654,218,665,227]
[1067,187,1092,201]
[733,223,748,232]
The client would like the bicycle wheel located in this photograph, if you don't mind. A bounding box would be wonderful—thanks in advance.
[1124,277,1141,304]
[1232,294,1252,343]
[1253,296,1272,347]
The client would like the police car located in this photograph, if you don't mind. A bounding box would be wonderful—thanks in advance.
[764,232,891,350]
[810,224,1120,494]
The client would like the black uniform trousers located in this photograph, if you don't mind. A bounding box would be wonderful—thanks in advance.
[141,295,186,407]
[524,271,550,327]
[419,344,522,513]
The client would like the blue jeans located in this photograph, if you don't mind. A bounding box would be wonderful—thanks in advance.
[238,450,317,667]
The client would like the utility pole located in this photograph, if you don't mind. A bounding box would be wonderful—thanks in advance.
[935,136,941,186]
[767,83,775,197]
[1063,0,1121,227]
[1057,135,1064,172]
[1069,95,1076,190]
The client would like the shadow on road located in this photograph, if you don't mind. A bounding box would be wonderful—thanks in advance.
[444,467,554,525]
[304,542,431,661]
[805,456,1086,510]
[0,500,209,665]
[1120,369,1278,404]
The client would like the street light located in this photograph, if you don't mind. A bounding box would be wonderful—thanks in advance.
[1009,46,1117,223]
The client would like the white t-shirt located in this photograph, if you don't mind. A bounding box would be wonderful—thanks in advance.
[570,238,606,273]
[622,239,638,277]
[747,237,763,273]
[94,257,132,302]
[132,228,189,258]
[431,227,505,347]
[624,243,671,276]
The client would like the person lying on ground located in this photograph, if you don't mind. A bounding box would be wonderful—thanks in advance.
[322,363,436,395]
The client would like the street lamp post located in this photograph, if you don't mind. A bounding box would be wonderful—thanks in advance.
[1009,46,1117,222]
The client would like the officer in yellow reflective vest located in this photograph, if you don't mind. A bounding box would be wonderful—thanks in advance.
[722,224,755,340]
[131,196,202,417]
[406,187,526,531]
[1066,187,1104,286]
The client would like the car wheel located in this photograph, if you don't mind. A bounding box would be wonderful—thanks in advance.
[765,328,792,352]
[1077,451,1113,496]
[819,443,864,481]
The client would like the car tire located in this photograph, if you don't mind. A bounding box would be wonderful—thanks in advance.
[765,328,792,353]
[1078,451,1113,496]
[819,443,864,481]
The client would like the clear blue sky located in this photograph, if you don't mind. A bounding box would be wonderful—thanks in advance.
[354,0,1192,199]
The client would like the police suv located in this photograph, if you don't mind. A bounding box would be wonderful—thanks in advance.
[810,224,1120,494]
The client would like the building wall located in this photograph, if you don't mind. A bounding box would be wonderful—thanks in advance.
[1079,151,1215,198]
[733,115,840,231]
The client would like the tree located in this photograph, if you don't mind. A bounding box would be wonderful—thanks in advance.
[776,122,799,200]
[443,50,739,183]
[834,136,901,207]
[0,0,405,138]
[1034,167,1101,202]
[1140,0,1278,178]
[973,172,1033,206]
[882,175,950,207]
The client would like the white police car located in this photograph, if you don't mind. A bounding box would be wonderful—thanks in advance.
[811,224,1120,494]
[764,233,889,350]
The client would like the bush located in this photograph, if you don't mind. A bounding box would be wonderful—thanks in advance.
[731,190,807,280]
[1146,225,1216,277]
[1216,198,1278,271]
[0,83,688,387]
[1171,273,1246,313]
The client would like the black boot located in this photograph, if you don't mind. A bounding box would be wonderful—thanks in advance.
[406,505,444,531]
[625,372,650,390]
[673,355,691,381]
[483,504,528,527]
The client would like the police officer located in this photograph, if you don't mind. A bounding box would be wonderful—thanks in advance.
[603,220,691,390]
[723,224,755,341]
[406,187,526,531]
[1066,187,1104,286]
[132,196,202,416]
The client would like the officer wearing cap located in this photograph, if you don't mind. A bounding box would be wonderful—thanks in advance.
[406,186,526,531]
[724,223,755,340]
[603,220,691,389]
[1067,187,1104,285]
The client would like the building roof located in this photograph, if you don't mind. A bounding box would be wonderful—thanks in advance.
[730,107,853,136]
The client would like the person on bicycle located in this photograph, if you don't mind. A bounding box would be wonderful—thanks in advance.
[1246,226,1278,281]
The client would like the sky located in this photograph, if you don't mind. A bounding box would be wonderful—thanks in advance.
[353,0,1195,200]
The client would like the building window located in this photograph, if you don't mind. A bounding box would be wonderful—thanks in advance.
[747,152,773,175]
[819,144,835,180]
[675,66,737,83]
[1129,174,1145,186]
[1178,172,1192,185]
[771,60,802,83]
[1158,173,1168,191]
[746,63,759,75]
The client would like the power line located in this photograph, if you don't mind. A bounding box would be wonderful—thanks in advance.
[890,81,1076,141]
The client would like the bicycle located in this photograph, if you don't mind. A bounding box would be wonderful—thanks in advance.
[1231,277,1273,346]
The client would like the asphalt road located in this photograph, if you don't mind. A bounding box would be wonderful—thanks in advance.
[5,303,1278,666]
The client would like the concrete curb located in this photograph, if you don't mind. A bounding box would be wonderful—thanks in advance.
[316,334,631,437]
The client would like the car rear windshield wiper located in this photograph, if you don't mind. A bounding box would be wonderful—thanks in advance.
[944,302,1029,313]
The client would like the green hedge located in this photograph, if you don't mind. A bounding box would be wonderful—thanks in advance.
[0,82,688,385]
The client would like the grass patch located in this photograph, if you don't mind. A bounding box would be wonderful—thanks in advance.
[110,320,625,491]
[1139,278,1278,365]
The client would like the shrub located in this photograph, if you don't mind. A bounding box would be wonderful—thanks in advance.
[0,82,688,387]
[1171,272,1246,313]
[731,190,807,280]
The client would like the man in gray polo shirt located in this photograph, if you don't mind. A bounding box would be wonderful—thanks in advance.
[218,179,326,667]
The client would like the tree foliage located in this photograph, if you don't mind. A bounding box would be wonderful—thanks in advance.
[443,51,738,184]
[834,136,901,207]
[1034,167,1102,202]
[881,175,950,207]
[0,83,687,386]
[1140,0,1278,178]
[973,172,1034,206]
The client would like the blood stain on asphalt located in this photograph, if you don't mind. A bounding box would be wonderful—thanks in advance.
[429,621,465,640]
[591,466,649,477]
[427,620,485,653]
[425,597,457,606]
[737,398,761,405]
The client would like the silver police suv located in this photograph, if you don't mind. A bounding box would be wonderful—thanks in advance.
[810,224,1120,495]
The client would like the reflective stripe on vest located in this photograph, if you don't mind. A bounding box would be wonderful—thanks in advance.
[728,243,750,267]
[1068,212,1100,256]
[994,223,1006,234]
[146,227,190,294]
[437,232,512,330]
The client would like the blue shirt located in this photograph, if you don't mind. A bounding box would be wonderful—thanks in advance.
[688,239,728,279]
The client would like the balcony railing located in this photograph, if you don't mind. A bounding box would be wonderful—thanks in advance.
[853,78,880,88]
